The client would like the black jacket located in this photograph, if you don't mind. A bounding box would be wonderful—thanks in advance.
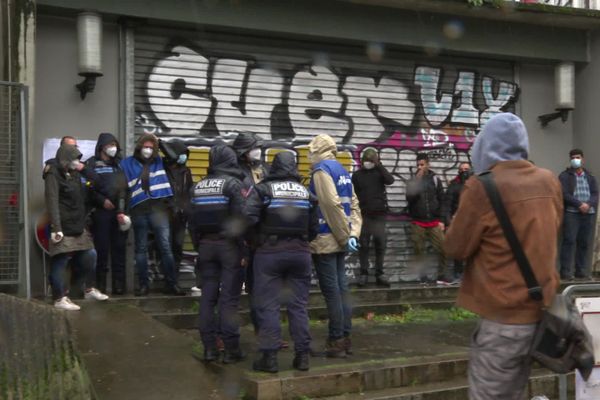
[239,159,269,191]
[43,145,94,235]
[244,152,319,243]
[85,133,127,213]
[161,139,193,216]
[558,167,599,211]
[442,174,467,224]
[352,164,394,215]
[406,170,445,222]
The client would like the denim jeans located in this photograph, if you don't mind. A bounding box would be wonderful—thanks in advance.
[560,211,596,278]
[313,252,352,340]
[132,210,177,288]
[359,215,387,277]
[49,249,96,300]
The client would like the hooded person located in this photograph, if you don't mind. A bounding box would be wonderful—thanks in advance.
[189,145,247,364]
[308,134,362,358]
[444,113,562,400]
[159,139,193,273]
[351,148,395,287]
[43,144,109,311]
[85,132,129,295]
[231,131,269,194]
[244,151,319,373]
[121,133,184,296]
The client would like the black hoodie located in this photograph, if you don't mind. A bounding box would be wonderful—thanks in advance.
[85,132,127,213]
[161,139,193,215]
[244,151,319,245]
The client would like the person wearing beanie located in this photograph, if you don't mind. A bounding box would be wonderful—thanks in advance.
[558,148,598,280]
[444,113,562,400]
[120,133,184,296]
[351,148,395,287]
[405,152,447,284]
[85,133,129,295]
[308,133,362,358]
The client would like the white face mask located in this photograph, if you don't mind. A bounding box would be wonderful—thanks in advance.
[69,160,81,170]
[105,146,118,158]
[248,148,261,161]
[363,161,375,170]
[141,147,153,159]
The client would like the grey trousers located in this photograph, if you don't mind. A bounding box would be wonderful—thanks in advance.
[469,318,537,400]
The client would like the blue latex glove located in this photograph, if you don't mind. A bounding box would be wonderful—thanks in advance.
[347,236,359,252]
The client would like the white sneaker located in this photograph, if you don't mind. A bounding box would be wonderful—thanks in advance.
[190,286,202,296]
[84,288,109,301]
[54,296,81,311]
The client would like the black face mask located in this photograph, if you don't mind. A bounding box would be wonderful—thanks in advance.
[459,171,472,181]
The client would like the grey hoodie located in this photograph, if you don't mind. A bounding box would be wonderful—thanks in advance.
[471,113,529,174]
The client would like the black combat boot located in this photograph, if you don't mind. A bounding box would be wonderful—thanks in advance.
[343,336,353,355]
[292,352,309,371]
[223,348,246,364]
[325,338,347,358]
[253,350,278,373]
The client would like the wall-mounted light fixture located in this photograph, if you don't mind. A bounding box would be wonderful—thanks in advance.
[75,12,103,100]
[538,62,575,127]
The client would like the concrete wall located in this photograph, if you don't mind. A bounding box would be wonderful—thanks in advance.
[519,62,574,174]
[30,15,119,295]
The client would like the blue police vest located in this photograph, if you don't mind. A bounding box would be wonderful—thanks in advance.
[121,156,173,209]
[190,177,231,234]
[309,159,352,234]
[262,180,310,236]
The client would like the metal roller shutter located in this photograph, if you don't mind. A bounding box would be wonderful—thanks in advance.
[133,25,518,282]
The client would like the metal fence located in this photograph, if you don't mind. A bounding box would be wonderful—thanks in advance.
[0,81,30,297]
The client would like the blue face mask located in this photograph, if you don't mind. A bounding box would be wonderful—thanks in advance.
[571,158,582,169]
[177,154,188,165]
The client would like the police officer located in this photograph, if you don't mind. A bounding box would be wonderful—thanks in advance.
[85,133,128,295]
[190,145,247,364]
[245,152,318,373]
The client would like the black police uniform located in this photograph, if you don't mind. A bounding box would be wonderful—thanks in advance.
[189,145,246,363]
[244,152,318,372]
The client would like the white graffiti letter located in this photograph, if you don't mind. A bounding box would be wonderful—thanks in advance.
[480,77,518,126]
[343,76,415,145]
[414,66,453,127]
[451,71,478,125]
[146,46,211,134]
[288,66,350,139]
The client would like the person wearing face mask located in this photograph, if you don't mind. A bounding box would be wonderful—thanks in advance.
[351,148,395,287]
[559,149,599,280]
[85,133,129,295]
[43,143,109,310]
[121,133,184,296]
[441,162,472,282]
[308,134,362,358]
[159,139,194,277]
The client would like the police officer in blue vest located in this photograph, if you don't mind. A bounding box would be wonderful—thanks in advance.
[308,134,362,358]
[245,152,319,373]
[121,133,184,296]
[190,145,247,364]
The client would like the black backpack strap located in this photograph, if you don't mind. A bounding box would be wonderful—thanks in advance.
[477,172,544,302]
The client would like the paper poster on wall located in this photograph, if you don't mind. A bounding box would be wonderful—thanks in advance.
[575,298,600,400]
[42,138,97,168]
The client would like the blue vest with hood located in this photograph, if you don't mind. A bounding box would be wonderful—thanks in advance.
[309,159,353,234]
[121,155,173,209]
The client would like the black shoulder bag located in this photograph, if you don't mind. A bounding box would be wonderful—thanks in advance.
[478,172,595,380]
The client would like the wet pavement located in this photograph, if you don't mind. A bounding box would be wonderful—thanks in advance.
[69,300,476,399]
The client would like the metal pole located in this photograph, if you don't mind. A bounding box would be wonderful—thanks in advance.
[559,284,600,400]
[19,85,31,299]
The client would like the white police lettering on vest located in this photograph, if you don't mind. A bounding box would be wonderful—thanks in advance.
[194,178,225,195]
[337,175,352,186]
[271,182,309,198]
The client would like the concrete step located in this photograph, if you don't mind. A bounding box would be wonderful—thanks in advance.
[153,299,457,330]
[320,370,574,400]
[107,286,460,314]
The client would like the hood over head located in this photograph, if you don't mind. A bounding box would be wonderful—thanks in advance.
[308,134,337,163]
[208,145,244,179]
[95,132,121,158]
[471,113,529,174]
[55,144,82,170]
[361,148,378,163]
[264,151,301,182]
[134,133,159,159]
[160,139,189,163]
[232,132,258,157]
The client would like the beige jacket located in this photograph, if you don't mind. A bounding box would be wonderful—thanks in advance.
[308,134,362,254]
